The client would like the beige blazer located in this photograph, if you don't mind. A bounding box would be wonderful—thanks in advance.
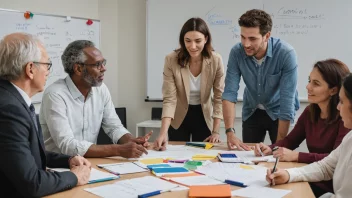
[161,51,225,131]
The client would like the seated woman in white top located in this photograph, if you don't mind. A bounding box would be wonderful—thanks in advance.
[266,73,352,198]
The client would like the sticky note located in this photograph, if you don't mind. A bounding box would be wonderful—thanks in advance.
[239,164,254,170]
[139,158,164,165]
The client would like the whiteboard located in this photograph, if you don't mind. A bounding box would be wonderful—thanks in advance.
[0,9,100,103]
[146,0,352,101]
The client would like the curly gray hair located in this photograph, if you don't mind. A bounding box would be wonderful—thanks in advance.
[0,33,42,81]
[61,40,95,76]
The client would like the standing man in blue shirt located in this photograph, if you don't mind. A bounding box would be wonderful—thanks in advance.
[222,9,299,150]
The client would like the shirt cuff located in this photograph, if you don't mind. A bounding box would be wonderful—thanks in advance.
[286,168,301,183]
[76,141,94,156]
[112,128,130,144]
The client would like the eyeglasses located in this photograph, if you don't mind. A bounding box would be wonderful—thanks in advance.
[33,61,53,72]
[78,59,107,70]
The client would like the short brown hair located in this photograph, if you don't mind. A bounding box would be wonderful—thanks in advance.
[175,18,213,67]
[309,59,350,124]
[238,9,272,36]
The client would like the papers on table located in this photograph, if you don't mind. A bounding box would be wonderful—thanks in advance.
[49,168,119,184]
[231,186,292,198]
[137,145,223,160]
[196,162,269,187]
[85,176,179,198]
[96,162,148,175]
[170,175,224,186]
[218,151,276,164]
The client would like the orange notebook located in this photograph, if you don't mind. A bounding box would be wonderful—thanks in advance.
[189,184,232,198]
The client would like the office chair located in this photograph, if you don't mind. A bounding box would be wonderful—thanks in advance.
[97,107,127,145]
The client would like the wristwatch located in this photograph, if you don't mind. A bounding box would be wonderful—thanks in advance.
[225,128,235,134]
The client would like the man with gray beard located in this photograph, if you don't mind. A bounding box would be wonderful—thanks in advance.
[40,40,151,158]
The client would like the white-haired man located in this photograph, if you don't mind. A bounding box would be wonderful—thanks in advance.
[0,33,91,197]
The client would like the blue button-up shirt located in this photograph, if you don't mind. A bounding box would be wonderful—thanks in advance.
[222,37,299,122]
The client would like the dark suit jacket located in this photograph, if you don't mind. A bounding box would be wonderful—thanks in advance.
[0,80,77,197]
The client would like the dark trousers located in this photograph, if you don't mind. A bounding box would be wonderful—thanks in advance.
[168,105,211,142]
[242,109,278,144]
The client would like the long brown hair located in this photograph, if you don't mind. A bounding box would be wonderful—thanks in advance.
[175,17,214,67]
[342,73,352,112]
[309,59,350,124]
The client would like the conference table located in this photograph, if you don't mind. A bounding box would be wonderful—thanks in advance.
[45,142,315,198]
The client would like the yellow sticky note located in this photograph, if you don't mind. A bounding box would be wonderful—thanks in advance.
[205,143,214,150]
[239,164,254,170]
[139,158,164,165]
[192,155,216,160]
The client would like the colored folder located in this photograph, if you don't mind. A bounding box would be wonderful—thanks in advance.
[189,184,232,198]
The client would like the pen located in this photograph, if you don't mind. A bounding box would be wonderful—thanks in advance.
[138,190,161,198]
[271,146,279,185]
[224,179,247,187]
[138,187,175,198]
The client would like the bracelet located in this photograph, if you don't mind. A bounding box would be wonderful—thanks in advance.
[212,131,220,135]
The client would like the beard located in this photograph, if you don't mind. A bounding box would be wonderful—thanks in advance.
[82,67,103,87]
[244,40,265,58]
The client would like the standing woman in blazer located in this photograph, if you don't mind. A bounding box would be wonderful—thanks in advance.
[154,17,225,151]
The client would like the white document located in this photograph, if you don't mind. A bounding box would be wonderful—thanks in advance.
[231,186,291,198]
[49,168,119,183]
[233,151,276,163]
[170,175,224,186]
[85,176,179,198]
[196,162,269,187]
[97,162,148,175]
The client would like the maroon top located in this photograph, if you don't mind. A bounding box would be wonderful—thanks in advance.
[270,106,350,193]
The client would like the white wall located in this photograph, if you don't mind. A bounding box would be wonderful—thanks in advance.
[0,0,120,110]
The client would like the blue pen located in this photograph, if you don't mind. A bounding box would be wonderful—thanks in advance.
[224,179,247,187]
[138,190,161,198]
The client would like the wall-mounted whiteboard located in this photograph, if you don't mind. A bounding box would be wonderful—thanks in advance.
[0,9,100,103]
[146,0,352,101]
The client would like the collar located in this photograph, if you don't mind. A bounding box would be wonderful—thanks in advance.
[65,76,84,100]
[243,37,273,59]
[10,82,31,107]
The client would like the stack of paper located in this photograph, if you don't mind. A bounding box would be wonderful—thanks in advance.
[231,186,291,198]
[196,162,269,187]
[49,168,119,184]
[85,176,179,198]
[96,162,148,175]
[170,175,224,186]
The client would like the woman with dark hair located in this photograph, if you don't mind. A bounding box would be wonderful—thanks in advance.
[256,59,350,196]
[257,59,350,196]
[267,73,352,198]
[153,18,224,150]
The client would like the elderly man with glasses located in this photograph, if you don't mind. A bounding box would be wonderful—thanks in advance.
[0,33,91,197]
[40,40,151,158]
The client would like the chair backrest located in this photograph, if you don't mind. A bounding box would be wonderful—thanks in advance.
[151,107,162,120]
[115,107,127,128]
[97,107,127,145]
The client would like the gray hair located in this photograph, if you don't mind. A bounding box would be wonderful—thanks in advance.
[61,40,95,76]
[0,33,42,81]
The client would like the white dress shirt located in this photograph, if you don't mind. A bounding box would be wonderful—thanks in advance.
[40,76,130,156]
[286,130,352,198]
